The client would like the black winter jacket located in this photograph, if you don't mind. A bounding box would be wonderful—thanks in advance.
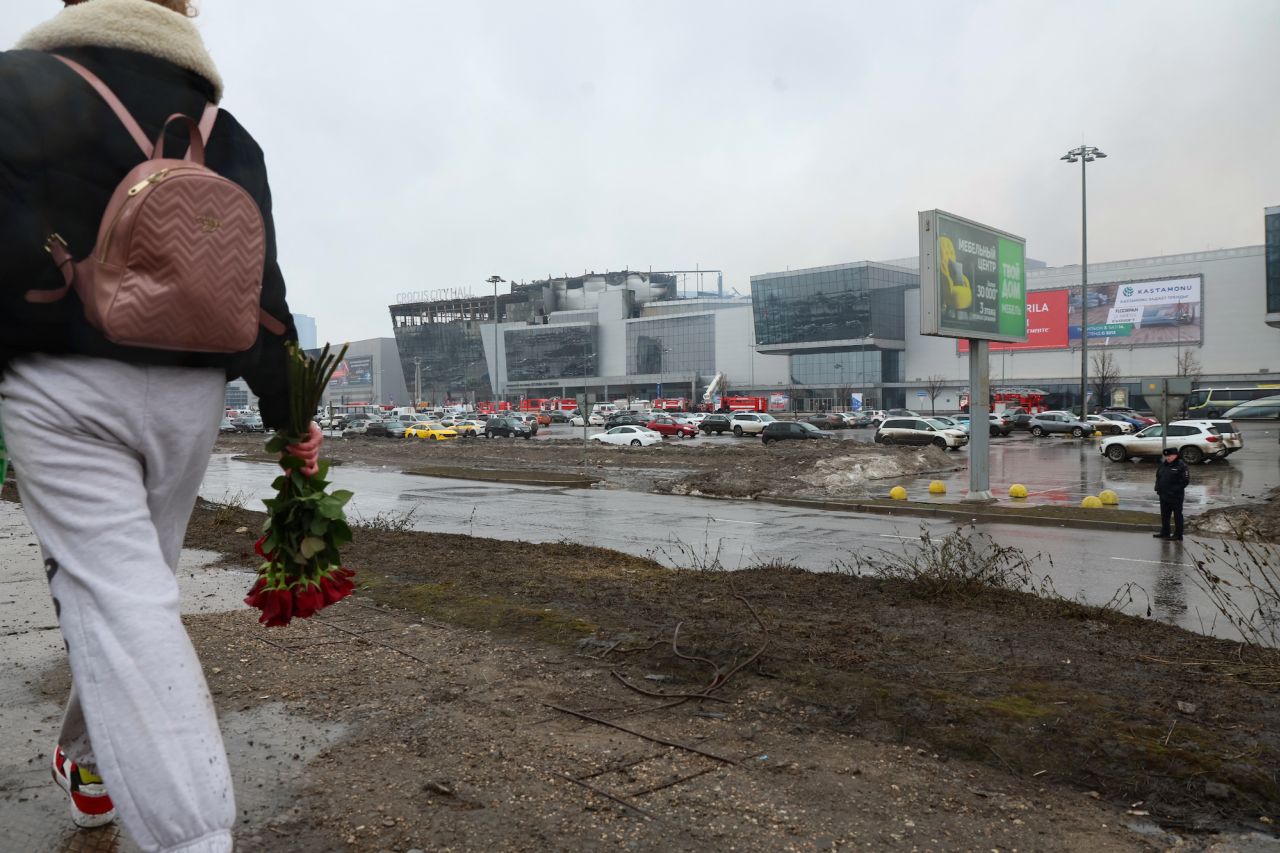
[0,44,294,428]
[1154,458,1190,497]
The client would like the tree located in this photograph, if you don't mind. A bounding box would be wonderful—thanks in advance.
[925,375,947,416]
[1176,349,1202,384]
[1090,350,1121,412]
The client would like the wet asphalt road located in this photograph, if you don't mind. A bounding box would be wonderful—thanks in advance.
[532,419,1280,512]
[201,421,1280,641]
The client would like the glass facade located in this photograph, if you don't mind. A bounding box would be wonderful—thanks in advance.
[790,351,881,386]
[626,316,716,375]
[789,350,903,387]
[751,264,915,347]
[1267,209,1280,314]
[504,325,596,383]
[392,321,491,401]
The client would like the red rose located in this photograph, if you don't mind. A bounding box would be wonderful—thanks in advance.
[319,567,355,606]
[254,586,294,627]
[243,576,267,607]
[253,536,274,561]
[292,582,325,619]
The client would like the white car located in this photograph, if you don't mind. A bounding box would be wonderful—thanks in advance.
[729,412,776,436]
[570,413,605,427]
[684,412,708,425]
[589,425,662,447]
[1085,414,1133,435]
[1099,420,1242,464]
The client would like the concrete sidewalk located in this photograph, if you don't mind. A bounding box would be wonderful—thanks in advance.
[0,502,344,852]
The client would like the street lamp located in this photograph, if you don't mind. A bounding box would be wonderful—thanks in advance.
[487,275,505,407]
[833,362,844,411]
[1061,145,1106,416]
[412,356,422,409]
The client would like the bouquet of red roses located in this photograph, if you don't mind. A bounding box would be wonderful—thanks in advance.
[245,342,355,627]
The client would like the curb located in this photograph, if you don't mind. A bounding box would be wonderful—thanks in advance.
[404,467,599,489]
[758,495,1158,533]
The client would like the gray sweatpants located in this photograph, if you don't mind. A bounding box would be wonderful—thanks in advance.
[0,354,235,853]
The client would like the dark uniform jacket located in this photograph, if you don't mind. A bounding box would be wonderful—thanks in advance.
[0,5,294,428]
[1154,457,1190,497]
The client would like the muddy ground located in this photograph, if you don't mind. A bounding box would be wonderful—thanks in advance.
[168,496,1280,850]
[9,435,1280,850]
[214,432,959,500]
[1193,485,1280,541]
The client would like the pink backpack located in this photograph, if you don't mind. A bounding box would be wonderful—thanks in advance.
[25,55,285,352]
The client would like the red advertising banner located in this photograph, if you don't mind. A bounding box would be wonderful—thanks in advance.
[959,289,1069,352]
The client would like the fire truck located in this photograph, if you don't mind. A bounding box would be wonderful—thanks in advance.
[653,398,690,411]
[959,388,1048,414]
[475,401,513,414]
[720,395,769,412]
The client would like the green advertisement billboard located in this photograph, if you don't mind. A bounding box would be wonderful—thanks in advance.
[919,210,1028,342]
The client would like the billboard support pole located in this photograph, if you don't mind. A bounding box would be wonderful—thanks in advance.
[965,339,993,502]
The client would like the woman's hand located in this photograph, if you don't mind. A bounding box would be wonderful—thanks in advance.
[284,421,323,477]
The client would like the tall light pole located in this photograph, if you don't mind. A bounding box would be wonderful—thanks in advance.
[487,275,505,408]
[1061,145,1106,416]
[412,355,422,409]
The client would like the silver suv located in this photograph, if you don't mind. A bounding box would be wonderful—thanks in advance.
[729,412,775,437]
[874,417,969,450]
[1028,411,1092,438]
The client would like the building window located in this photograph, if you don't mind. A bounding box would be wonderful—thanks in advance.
[790,351,882,387]
[750,265,912,347]
[625,316,716,375]
[504,325,596,382]
[393,321,492,402]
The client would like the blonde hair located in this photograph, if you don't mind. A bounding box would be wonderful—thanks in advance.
[148,0,198,16]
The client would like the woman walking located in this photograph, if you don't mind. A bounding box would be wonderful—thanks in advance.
[0,1,313,850]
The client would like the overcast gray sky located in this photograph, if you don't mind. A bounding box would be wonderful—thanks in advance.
[6,1,1278,344]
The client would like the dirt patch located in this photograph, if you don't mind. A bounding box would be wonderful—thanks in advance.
[215,432,960,500]
[186,501,1280,842]
[1193,485,1280,541]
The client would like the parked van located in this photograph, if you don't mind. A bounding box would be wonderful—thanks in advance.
[591,403,619,416]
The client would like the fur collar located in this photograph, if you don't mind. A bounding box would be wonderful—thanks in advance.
[16,0,222,102]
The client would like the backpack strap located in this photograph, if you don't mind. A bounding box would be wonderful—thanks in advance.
[193,103,218,160]
[54,55,218,160]
[51,55,151,157]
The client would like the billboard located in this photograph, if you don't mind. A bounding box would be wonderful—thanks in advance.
[920,210,1027,342]
[330,355,374,387]
[960,275,1203,352]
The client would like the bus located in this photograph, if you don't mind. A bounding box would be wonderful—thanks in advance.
[1183,386,1280,418]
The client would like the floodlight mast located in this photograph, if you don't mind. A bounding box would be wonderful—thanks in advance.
[486,275,505,405]
[1062,145,1106,417]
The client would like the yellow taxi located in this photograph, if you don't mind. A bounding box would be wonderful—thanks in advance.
[404,421,458,441]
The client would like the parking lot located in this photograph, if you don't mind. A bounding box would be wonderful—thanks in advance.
[530,417,1279,514]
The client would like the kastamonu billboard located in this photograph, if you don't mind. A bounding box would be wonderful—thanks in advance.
[919,210,1027,343]
[960,274,1202,352]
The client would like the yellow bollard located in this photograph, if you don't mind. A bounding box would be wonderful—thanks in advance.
[1081,495,1103,508]
[928,480,946,495]
[1008,484,1028,499]
[890,486,908,500]
[1099,489,1119,505]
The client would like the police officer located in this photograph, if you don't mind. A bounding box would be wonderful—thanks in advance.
[1154,446,1191,540]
